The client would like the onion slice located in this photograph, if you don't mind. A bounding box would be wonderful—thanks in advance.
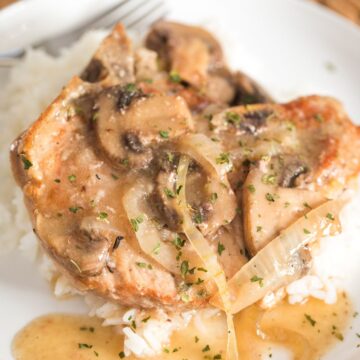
[176,155,239,360]
[210,198,346,314]
[177,134,237,235]
[123,179,180,274]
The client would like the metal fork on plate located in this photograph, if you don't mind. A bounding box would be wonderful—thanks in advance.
[0,0,168,67]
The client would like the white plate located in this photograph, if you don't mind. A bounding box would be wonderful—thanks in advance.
[1,0,360,359]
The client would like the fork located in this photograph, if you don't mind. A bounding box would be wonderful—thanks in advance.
[0,0,168,67]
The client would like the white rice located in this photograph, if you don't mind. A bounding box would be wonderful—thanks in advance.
[1,30,360,358]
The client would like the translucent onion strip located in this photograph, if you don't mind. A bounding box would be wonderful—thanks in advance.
[176,155,239,360]
[211,198,346,314]
[123,179,180,274]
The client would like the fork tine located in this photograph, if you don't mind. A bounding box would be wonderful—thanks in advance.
[125,1,166,30]
[91,0,150,29]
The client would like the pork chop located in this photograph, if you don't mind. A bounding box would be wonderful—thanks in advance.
[10,22,360,311]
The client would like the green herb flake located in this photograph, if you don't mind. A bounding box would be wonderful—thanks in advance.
[197,267,208,272]
[173,235,185,249]
[152,242,161,255]
[226,111,241,124]
[304,313,316,326]
[256,226,262,232]
[111,173,119,180]
[125,83,137,92]
[130,215,143,232]
[217,242,225,256]
[261,174,276,185]
[193,212,203,224]
[69,206,82,214]
[215,152,230,165]
[303,202,312,209]
[159,130,169,139]
[136,262,152,270]
[169,70,181,83]
[210,192,218,203]
[21,155,33,170]
[54,178,61,183]
[247,184,256,193]
[214,355,222,360]
[98,212,108,221]
[181,293,190,302]
[119,351,126,358]
[303,228,311,234]
[142,316,151,323]
[176,185,183,195]
[250,275,264,287]
[163,347,170,353]
[94,350,99,357]
[265,193,277,202]
[78,343,93,349]
[120,158,129,166]
[202,344,210,352]
[195,336,199,343]
[180,260,189,277]
[164,187,176,198]
[314,113,324,123]
[326,213,335,221]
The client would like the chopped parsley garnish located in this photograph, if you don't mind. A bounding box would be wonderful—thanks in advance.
[124,83,137,92]
[54,178,61,183]
[210,192,218,203]
[152,242,161,255]
[304,313,316,326]
[202,344,210,352]
[69,206,82,214]
[217,242,225,256]
[261,173,276,185]
[181,293,190,302]
[111,173,119,180]
[215,152,230,165]
[173,235,185,249]
[195,336,199,343]
[332,326,344,341]
[130,215,143,232]
[225,111,241,124]
[120,158,129,166]
[265,193,276,202]
[195,278,204,284]
[169,70,181,83]
[256,226,262,232]
[214,355,222,359]
[247,184,256,193]
[197,267,208,272]
[284,201,290,208]
[68,174,76,182]
[303,202,312,209]
[303,228,311,234]
[21,155,33,170]
[94,350,99,357]
[164,187,176,198]
[98,212,108,221]
[142,316,151,323]
[314,113,324,123]
[79,326,95,332]
[119,351,126,358]
[136,262,152,270]
[326,213,335,221]
[193,212,203,224]
[159,130,169,139]
[78,343,93,349]
[180,260,189,277]
[176,185,183,195]
[250,275,264,287]
[163,348,170,353]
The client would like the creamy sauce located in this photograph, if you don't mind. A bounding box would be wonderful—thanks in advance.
[13,294,350,360]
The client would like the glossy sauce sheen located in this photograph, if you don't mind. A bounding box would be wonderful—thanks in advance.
[13,294,350,360]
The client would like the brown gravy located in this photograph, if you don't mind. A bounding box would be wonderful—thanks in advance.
[12,294,350,360]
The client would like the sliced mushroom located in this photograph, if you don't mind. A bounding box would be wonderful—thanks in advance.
[231,70,273,105]
[80,23,135,86]
[146,21,224,88]
[242,167,326,255]
[94,86,193,170]
[35,215,121,277]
